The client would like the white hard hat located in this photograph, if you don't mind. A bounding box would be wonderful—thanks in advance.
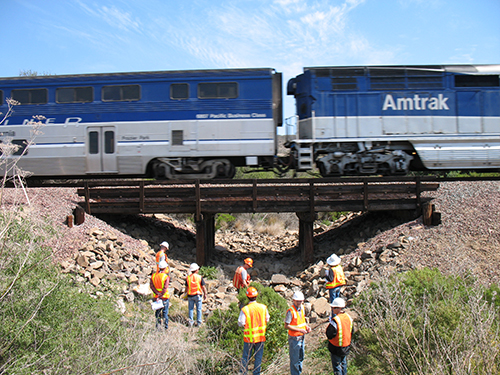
[158,260,168,269]
[160,241,169,249]
[326,254,341,266]
[330,297,346,308]
[189,263,200,272]
[292,291,305,301]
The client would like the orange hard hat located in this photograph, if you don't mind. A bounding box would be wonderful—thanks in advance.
[246,286,258,298]
[244,258,253,267]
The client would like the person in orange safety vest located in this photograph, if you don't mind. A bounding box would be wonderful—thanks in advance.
[325,298,353,375]
[325,254,346,303]
[155,241,170,273]
[233,257,253,290]
[150,260,170,330]
[238,286,269,375]
[284,291,311,375]
[184,263,207,327]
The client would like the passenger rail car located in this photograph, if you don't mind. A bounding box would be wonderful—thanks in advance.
[0,68,282,179]
[287,64,500,176]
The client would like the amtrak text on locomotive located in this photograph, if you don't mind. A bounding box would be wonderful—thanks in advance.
[382,94,450,111]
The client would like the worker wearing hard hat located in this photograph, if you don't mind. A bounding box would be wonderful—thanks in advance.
[238,286,270,375]
[150,260,171,330]
[326,298,353,375]
[284,291,311,375]
[233,257,253,289]
[185,263,207,327]
[155,241,170,273]
[325,254,346,303]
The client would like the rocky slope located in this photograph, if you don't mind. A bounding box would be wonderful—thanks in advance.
[3,180,500,318]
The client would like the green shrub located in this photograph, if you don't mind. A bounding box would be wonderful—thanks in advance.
[206,282,289,370]
[200,265,220,280]
[215,213,235,230]
[0,211,134,374]
[352,268,500,375]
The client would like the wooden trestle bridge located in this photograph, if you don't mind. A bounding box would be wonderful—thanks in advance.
[72,176,440,265]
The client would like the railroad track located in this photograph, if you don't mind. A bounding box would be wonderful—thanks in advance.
[9,174,500,189]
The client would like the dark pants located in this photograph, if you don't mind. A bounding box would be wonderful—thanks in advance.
[241,341,265,375]
[330,353,347,375]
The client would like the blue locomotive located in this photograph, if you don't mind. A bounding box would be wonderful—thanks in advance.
[287,64,500,176]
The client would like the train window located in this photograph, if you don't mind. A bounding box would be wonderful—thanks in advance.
[455,75,500,87]
[11,88,48,105]
[171,83,189,100]
[56,87,93,103]
[102,85,140,101]
[0,139,27,156]
[171,130,183,145]
[12,140,27,155]
[198,82,238,99]
[89,131,99,154]
[104,131,114,154]
[0,90,3,105]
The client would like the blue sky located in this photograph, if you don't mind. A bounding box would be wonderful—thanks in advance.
[1,0,499,121]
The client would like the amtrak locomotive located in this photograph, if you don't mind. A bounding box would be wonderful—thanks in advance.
[0,64,499,179]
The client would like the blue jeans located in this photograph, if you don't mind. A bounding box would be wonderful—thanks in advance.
[288,336,305,375]
[155,299,169,329]
[328,287,341,303]
[330,353,347,375]
[241,341,265,375]
[188,294,203,326]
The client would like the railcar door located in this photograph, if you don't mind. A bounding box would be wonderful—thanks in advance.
[86,126,118,173]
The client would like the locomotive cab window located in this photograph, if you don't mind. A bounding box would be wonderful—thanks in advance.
[198,82,238,99]
[11,88,48,105]
[455,75,500,87]
[171,83,189,100]
[56,87,93,103]
[102,84,140,101]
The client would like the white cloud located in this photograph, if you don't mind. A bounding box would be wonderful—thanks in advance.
[77,1,141,33]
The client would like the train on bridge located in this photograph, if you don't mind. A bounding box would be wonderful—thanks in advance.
[0,64,499,179]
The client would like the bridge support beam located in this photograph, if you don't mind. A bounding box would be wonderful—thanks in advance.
[195,213,215,266]
[297,212,316,264]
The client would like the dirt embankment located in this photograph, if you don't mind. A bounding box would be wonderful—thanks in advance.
[3,180,500,287]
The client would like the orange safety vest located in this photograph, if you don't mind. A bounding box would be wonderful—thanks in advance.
[233,266,250,289]
[187,273,202,296]
[242,302,268,343]
[155,250,169,273]
[287,305,307,337]
[325,265,346,289]
[328,313,353,347]
[152,272,170,299]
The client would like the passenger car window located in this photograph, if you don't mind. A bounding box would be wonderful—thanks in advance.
[198,82,238,99]
[102,85,140,101]
[11,89,48,104]
[171,83,189,100]
[56,87,93,103]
